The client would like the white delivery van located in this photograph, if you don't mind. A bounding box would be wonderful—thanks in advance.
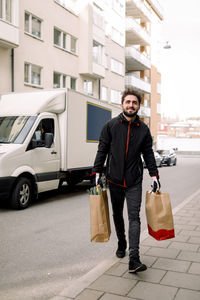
[0,89,120,209]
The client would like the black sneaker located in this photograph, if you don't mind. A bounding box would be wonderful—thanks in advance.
[116,240,127,258]
[129,260,147,273]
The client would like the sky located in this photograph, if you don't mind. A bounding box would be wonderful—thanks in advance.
[159,0,200,120]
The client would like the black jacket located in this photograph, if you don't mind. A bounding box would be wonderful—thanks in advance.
[93,113,158,187]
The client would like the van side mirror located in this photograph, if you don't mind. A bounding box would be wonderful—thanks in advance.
[45,133,54,148]
[31,139,37,149]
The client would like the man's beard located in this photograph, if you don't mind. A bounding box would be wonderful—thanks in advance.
[123,110,138,118]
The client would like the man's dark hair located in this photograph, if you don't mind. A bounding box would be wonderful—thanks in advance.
[121,89,142,104]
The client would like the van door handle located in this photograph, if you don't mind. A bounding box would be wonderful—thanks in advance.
[51,151,57,154]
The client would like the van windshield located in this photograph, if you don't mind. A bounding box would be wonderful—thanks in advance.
[0,116,36,144]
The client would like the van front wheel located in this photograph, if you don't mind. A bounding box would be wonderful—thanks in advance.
[10,177,33,209]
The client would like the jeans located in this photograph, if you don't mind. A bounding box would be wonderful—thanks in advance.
[109,182,142,259]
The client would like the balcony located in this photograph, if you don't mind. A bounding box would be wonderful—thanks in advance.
[138,105,151,118]
[0,19,19,48]
[125,46,150,71]
[126,17,150,46]
[146,0,164,20]
[125,73,151,94]
[92,62,105,78]
[0,0,19,48]
[126,0,152,22]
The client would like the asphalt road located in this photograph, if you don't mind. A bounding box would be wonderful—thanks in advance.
[0,155,200,299]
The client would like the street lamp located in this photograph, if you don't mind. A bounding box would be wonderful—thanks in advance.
[163,41,171,49]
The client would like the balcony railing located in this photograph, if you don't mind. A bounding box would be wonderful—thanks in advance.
[125,73,151,94]
[92,62,105,78]
[126,17,150,46]
[0,19,19,48]
[125,46,151,70]
[146,0,164,20]
[126,0,152,22]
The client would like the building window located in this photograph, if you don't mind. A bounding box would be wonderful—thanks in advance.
[101,86,107,101]
[53,72,66,88]
[104,54,108,69]
[111,89,121,104]
[0,0,12,22]
[54,27,77,54]
[157,103,161,114]
[24,63,42,86]
[157,82,161,94]
[93,3,104,29]
[112,0,124,17]
[93,40,103,64]
[84,80,93,96]
[54,28,61,47]
[71,36,77,53]
[70,77,76,90]
[111,58,123,76]
[111,27,124,46]
[24,12,42,38]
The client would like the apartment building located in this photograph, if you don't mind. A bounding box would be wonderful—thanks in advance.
[0,0,163,146]
[0,0,125,102]
[125,0,163,148]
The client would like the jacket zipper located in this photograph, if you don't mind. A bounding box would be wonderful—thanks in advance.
[124,121,131,187]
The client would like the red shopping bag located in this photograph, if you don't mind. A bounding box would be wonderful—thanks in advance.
[145,191,175,241]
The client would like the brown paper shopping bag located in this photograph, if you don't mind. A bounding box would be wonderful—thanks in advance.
[90,189,111,242]
[145,191,175,241]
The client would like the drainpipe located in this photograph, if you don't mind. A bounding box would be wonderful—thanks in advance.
[11,48,14,92]
[98,79,101,99]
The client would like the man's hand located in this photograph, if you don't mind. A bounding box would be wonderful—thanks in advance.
[151,176,161,193]
[90,172,102,186]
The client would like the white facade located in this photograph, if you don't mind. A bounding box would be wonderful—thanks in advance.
[0,0,126,105]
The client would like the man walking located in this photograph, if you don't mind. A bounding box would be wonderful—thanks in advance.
[92,88,160,273]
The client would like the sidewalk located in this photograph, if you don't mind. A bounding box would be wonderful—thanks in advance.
[52,189,200,300]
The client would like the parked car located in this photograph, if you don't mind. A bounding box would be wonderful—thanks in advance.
[142,151,162,168]
[157,149,177,166]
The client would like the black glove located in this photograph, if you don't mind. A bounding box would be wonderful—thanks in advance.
[151,176,161,193]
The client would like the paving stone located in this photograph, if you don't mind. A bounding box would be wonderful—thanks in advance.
[188,262,200,275]
[128,281,177,300]
[142,237,171,248]
[196,226,200,231]
[51,297,71,300]
[179,230,200,237]
[161,271,200,290]
[174,219,188,225]
[188,219,200,226]
[140,245,151,254]
[168,241,199,252]
[89,274,137,296]
[173,216,181,221]
[124,267,166,283]
[121,256,129,264]
[187,236,200,244]
[101,293,134,300]
[176,211,194,217]
[145,247,180,259]
[106,262,127,277]
[140,255,157,267]
[177,251,200,262]
[175,224,197,231]
[172,235,188,242]
[152,257,190,272]
[75,289,103,300]
[174,288,200,300]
